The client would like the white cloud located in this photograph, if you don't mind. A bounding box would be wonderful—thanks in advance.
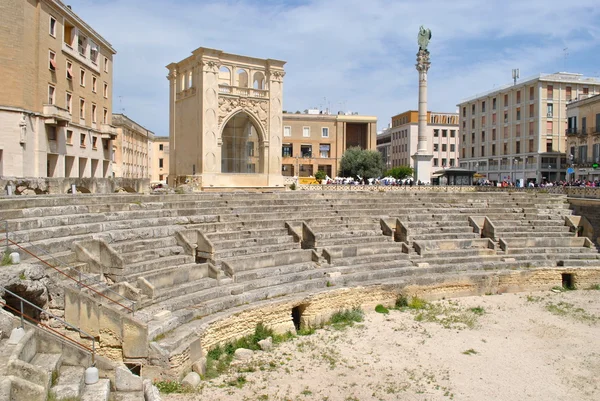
[68,0,600,132]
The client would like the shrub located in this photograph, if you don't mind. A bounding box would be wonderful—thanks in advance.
[1,251,12,266]
[407,296,427,310]
[314,170,326,182]
[395,294,409,308]
[289,182,297,191]
[375,304,389,314]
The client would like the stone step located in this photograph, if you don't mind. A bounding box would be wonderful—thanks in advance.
[404,225,476,235]
[111,236,180,254]
[334,259,414,275]
[121,245,185,265]
[113,391,145,401]
[323,243,406,259]
[558,259,600,267]
[504,246,597,255]
[493,225,570,233]
[50,365,85,400]
[223,249,315,273]
[81,378,111,401]
[234,261,316,282]
[316,235,392,247]
[330,251,409,266]
[206,227,289,241]
[314,229,382,240]
[125,254,195,277]
[410,232,480,241]
[213,235,296,251]
[498,232,574,239]
[150,276,218,306]
[218,210,340,222]
[237,268,327,293]
[215,242,300,260]
[308,222,380,233]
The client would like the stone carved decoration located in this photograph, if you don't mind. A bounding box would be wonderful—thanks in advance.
[202,60,219,73]
[218,97,269,131]
[19,114,27,144]
[269,70,285,82]
[416,50,431,76]
[167,69,177,81]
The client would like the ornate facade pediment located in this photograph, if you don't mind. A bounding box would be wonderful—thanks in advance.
[218,96,269,131]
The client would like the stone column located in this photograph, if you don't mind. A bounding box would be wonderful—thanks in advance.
[411,49,433,184]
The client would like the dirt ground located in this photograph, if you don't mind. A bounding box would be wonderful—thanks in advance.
[163,289,600,401]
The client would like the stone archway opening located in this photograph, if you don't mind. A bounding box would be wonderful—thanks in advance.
[221,112,263,174]
[561,273,574,290]
[292,304,307,331]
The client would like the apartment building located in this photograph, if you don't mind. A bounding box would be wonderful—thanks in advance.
[0,0,116,179]
[281,110,377,178]
[112,114,153,179]
[566,94,600,181]
[458,72,600,184]
[151,136,169,184]
[376,126,392,170]
[387,110,459,171]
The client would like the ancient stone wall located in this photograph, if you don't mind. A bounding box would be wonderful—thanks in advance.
[569,198,600,247]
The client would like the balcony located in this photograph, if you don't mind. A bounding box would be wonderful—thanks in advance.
[218,85,268,98]
[565,128,579,137]
[100,124,118,139]
[43,104,71,126]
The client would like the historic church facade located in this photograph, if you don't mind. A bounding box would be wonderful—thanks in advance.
[166,47,286,188]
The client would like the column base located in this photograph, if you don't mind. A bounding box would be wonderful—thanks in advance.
[411,153,433,184]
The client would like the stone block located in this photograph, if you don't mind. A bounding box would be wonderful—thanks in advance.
[326,272,341,278]
[122,317,148,358]
[416,262,430,268]
[115,365,143,392]
[181,372,200,390]
[258,337,273,351]
[153,310,171,321]
[143,379,162,401]
[234,348,253,361]
[503,258,516,262]
[191,357,207,376]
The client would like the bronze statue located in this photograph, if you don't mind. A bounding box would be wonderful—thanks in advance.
[418,25,432,51]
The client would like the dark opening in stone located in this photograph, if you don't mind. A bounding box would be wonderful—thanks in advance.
[291,304,306,331]
[562,273,574,290]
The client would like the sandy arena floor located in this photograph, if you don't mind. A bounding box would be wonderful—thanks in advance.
[163,289,600,401]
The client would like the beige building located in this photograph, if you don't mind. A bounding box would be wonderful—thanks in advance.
[566,93,600,181]
[458,72,600,184]
[112,114,154,179]
[281,110,377,178]
[0,0,116,178]
[151,136,169,184]
[167,47,286,188]
[384,111,459,171]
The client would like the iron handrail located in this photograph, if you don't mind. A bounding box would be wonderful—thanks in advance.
[2,221,135,314]
[0,286,95,365]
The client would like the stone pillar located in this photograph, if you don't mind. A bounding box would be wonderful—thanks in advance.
[411,49,433,184]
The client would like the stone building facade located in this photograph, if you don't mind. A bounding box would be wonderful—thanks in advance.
[566,93,600,181]
[0,0,116,179]
[151,136,169,184]
[112,114,154,179]
[166,47,286,188]
[458,72,600,184]
[281,111,377,178]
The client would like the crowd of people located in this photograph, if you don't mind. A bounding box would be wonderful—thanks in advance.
[476,179,600,188]
[323,176,425,186]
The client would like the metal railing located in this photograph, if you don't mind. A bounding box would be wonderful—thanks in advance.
[0,286,95,365]
[2,221,135,314]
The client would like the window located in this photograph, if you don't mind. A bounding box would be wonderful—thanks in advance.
[92,136,98,149]
[79,98,85,119]
[481,101,486,113]
[283,126,291,137]
[516,141,521,154]
[188,71,193,88]
[442,130,447,138]
[529,86,534,100]
[92,76,97,93]
[320,144,330,158]
[90,42,99,64]
[481,131,485,142]
[103,108,108,124]
[433,144,439,151]
[433,129,439,137]
[503,126,508,138]
[516,108,521,121]
[66,92,72,114]
[49,16,56,37]
[492,98,497,110]
[66,130,73,145]
[566,86,572,101]
[442,144,447,151]
[450,130,455,138]
[504,111,508,123]
[159,144,164,151]
[78,34,87,56]
[282,144,292,157]
[504,94,508,106]
[547,85,553,100]
[80,69,85,86]
[481,116,486,126]
[462,107,466,117]
[159,158,164,168]
[91,104,97,123]
[442,158,447,166]
[103,83,108,98]
[583,87,589,95]
[492,113,496,125]
[300,144,312,157]
[80,133,86,147]
[578,145,588,163]
[47,126,57,141]
[302,127,310,137]
[547,104,553,118]
[480,146,484,157]
[471,132,475,142]
[516,90,521,104]
[449,159,455,167]
[246,141,255,157]
[321,127,329,138]
[492,144,496,156]
[516,124,521,137]
[529,104,534,117]
[433,158,439,167]
[492,128,496,140]
[529,121,534,135]
[503,143,508,155]
[103,57,108,73]
[48,85,55,104]
[49,51,56,71]
[66,61,73,80]
[450,144,455,152]
[529,139,535,152]
[471,119,475,129]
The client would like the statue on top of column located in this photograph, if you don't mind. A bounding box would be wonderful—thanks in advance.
[417,25,432,52]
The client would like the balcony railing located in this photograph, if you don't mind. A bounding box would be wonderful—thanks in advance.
[218,85,268,98]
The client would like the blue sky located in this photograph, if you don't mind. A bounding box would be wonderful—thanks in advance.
[69,0,600,135]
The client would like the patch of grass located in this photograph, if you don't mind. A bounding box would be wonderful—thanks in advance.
[301,387,313,396]
[1,251,12,266]
[51,369,59,386]
[154,380,188,394]
[152,333,166,342]
[326,280,333,287]
[329,307,364,330]
[410,300,481,330]
[408,296,427,310]
[19,272,26,280]
[297,326,315,336]
[375,304,389,314]
[47,394,81,401]
[545,301,598,324]
[395,294,409,308]
[587,284,600,291]
[226,375,247,388]
[470,306,485,315]
[462,348,478,355]
[526,295,542,303]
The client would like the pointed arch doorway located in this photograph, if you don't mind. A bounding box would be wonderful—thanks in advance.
[221,112,264,174]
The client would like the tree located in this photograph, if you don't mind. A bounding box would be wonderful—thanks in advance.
[384,166,414,180]
[314,170,327,183]
[339,147,384,179]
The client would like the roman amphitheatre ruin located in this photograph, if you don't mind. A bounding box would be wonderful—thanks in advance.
[0,186,599,400]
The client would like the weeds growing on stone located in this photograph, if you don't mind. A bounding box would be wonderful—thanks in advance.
[375,304,389,314]
[395,294,409,308]
[154,380,189,394]
[1,251,12,266]
[470,306,485,315]
[545,301,598,324]
[329,307,364,330]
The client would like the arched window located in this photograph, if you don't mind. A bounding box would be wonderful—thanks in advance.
[221,112,262,174]
[219,66,231,86]
[236,69,248,88]
[253,71,265,90]
[188,71,193,88]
